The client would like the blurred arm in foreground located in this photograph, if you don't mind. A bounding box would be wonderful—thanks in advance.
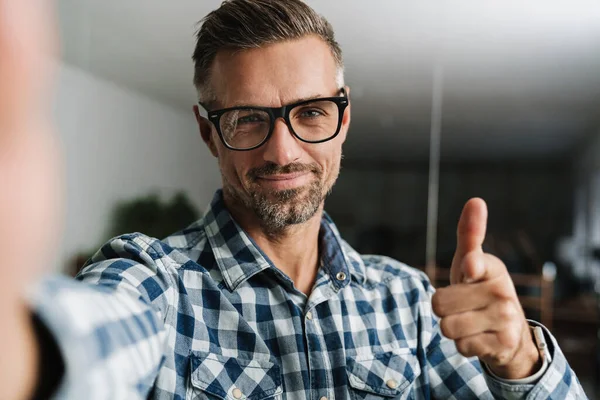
[0,2,166,399]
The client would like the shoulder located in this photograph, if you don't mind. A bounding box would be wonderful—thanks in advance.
[83,219,210,273]
[342,240,434,295]
[365,255,434,295]
[87,232,175,266]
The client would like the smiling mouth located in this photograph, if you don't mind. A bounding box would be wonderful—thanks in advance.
[256,172,313,190]
[258,172,310,181]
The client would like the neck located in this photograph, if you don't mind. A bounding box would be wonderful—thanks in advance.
[223,193,323,295]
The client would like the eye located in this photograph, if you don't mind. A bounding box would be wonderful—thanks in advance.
[297,108,326,118]
[237,114,267,124]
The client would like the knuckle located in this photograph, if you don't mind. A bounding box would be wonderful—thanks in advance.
[455,339,469,355]
[500,328,521,350]
[492,351,512,366]
[506,329,521,349]
[479,348,494,361]
[463,253,478,270]
[440,317,454,339]
[497,301,517,321]
[456,338,474,357]
[431,291,445,316]
[488,279,511,300]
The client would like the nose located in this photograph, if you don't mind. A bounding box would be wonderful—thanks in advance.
[261,118,303,166]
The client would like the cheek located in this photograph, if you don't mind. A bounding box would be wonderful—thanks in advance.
[325,156,342,186]
[308,144,342,180]
[217,151,252,188]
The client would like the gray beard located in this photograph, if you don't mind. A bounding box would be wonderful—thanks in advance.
[225,178,324,236]
[250,182,323,234]
[222,161,339,236]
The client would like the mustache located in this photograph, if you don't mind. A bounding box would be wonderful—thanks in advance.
[247,162,322,181]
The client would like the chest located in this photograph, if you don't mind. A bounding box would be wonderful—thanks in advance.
[153,272,425,400]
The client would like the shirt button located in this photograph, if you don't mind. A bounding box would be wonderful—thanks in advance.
[386,379,398,389]
[232,388,243,399]
[336,271,347,281]
[306,311,313,320]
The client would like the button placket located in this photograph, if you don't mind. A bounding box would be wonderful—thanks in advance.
[304,269,340,400]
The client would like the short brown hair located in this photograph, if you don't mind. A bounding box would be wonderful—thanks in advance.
[192,0,344,104]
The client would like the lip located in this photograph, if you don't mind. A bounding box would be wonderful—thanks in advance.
[256,171,312,189]
[258,172,309,181]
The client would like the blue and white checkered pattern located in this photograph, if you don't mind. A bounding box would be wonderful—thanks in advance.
[32,190,586,399]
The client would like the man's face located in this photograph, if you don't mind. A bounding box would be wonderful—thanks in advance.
[196,36,350,233]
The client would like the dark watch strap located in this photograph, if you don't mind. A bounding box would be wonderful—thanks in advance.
[30,313,65,400]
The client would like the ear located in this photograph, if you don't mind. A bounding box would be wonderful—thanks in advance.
[193,105,218,157]
[339,86,351,144]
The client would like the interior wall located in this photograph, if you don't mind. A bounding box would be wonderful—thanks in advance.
[52,62,221,272]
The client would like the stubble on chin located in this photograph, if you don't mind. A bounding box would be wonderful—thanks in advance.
[222,162,329,236]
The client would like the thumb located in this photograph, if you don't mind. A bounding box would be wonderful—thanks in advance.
[450,198,488,284]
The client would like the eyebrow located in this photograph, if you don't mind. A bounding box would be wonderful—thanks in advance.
[226,93,330,109]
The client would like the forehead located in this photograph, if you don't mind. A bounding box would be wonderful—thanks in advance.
[210,35,339,109]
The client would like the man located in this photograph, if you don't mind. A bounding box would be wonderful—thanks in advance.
[0,0,586,399]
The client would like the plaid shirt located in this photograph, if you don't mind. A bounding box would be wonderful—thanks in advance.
[32,190,585,399]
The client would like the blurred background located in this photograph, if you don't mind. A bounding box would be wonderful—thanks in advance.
[55,0,600,396]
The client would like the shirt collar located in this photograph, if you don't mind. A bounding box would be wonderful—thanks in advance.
[319,212,366,286]
[202,190,366,291]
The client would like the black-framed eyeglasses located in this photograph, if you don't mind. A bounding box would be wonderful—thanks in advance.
[200,88,349,151]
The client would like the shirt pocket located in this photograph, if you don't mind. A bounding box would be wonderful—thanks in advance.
[346,351,420,400]
[188,351,283,400]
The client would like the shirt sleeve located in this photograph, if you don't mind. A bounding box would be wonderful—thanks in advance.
[480,322,549,385]
[28,234,176,399]
[416,273,587,399]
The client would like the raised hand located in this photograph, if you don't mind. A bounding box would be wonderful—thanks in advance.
[0,1,60,399]
[431,198,542,379]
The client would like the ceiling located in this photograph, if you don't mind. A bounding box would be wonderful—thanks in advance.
[57,0,600,162]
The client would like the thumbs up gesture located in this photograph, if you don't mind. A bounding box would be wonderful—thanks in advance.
[431,199,542,379]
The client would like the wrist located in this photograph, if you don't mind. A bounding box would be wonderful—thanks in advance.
[487,324,542,379]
